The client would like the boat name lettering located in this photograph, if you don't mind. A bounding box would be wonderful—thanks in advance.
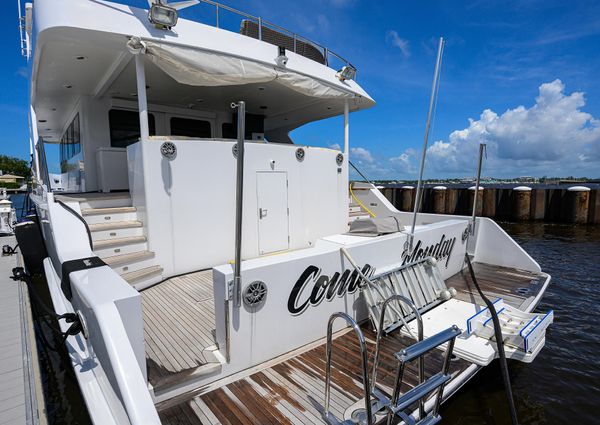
[402,234,456,268]
[287,264,375,315]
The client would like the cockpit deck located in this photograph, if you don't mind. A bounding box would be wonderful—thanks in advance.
[142,261,548,423]
[141,270,220,392]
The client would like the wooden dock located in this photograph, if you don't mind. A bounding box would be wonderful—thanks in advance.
[0,236,46,425]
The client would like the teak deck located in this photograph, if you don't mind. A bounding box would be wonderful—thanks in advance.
[158,327,470,425]
[145,261,547,424]
[142,270,219,389]
[446,262,547,310]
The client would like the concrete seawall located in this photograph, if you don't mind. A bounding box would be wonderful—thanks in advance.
[380,185,600,224]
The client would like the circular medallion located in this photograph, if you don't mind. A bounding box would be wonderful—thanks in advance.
[232,144,238,158]
[160,141,177,160]
[295,147,305,162]
[243,281,268,309]
[336,153,344,166]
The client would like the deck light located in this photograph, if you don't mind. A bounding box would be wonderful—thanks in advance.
[336,65,356,82]
[149,3,178,29]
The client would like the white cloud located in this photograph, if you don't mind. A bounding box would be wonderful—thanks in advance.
[386,31,411,58]
[350,146,374,164]
[329,143,341,151]
[402,79,600,177]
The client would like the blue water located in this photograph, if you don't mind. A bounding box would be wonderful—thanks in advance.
[441,222,600,424]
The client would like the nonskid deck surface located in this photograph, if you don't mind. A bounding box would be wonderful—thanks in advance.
[157,325,471,425]
[141,270,218,390]
[446,262,547,310]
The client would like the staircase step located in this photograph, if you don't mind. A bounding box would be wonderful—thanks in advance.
[82,206,137,216]
[350,210,370,217]
[93,235,147,250]
[103,250,155,267]
[88,220,143,232]
[121,265,163,285]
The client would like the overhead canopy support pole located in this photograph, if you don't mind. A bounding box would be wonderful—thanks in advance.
[135,54,150,141]
[343,100,349,158]
[233,101,246,309]
[409,37,445,251]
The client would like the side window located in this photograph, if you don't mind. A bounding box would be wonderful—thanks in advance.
[170,117,211,138]
[59,113,81,170]
[109,109,156,148]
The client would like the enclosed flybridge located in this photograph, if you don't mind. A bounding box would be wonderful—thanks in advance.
[20,1,552,424]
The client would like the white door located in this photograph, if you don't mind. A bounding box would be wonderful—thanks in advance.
[256,171,289,255]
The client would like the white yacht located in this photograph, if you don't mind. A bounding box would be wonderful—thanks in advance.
[19,1,553,424]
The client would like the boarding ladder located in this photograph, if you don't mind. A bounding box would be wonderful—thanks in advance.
[362,256,457,334]
[323,304,461,424]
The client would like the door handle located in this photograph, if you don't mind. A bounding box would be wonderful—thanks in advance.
[259,208,268,219]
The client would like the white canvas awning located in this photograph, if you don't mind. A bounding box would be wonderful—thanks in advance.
[126,37,354,99]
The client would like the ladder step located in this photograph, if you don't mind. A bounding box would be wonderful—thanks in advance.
[417,414,442,425]
[392,372,451,414]
[121,265,163,285]
[395,326,461,363]
[81,206,137,216]
[93,235,147,250]
[88,220,143,232]
[103,250,154,267]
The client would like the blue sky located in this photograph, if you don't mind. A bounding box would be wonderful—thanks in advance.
[2,0,600,179]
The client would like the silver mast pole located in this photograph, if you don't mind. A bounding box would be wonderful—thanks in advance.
[409,37,445,250]
[470,143,486,235]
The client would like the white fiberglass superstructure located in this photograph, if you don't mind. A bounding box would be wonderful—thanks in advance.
[20,1,552,424]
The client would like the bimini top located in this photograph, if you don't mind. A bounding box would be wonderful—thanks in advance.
[30,0,375,143]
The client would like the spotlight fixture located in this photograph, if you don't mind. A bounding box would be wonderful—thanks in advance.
[336,65,357,82]
[148,3,178,28]
[275,46,288,67]
[147,0,199,29]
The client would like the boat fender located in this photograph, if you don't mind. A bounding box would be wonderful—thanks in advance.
[61,257,107,301]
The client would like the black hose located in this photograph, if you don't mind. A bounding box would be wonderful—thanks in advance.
[465,254,519,425]
[11,267,83,344]
[55,200,93,250]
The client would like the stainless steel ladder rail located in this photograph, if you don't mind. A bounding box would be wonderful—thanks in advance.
[371,295,425,420]
[387,325,461,425]
[324,312,373,425]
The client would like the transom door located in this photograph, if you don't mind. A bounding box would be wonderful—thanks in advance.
[256,171,289,255]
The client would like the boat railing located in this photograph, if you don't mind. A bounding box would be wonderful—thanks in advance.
[193,0,354,71]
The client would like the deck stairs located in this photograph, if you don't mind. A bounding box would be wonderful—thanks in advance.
[73,193,163,290]
[349,199,371,223]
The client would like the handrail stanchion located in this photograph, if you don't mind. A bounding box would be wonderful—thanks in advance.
[371,295,425,420]
[233,101,245,308]
[258,17,262,40]
[325,312,373,425]
[470,143,486,236]
[215,3,219,28]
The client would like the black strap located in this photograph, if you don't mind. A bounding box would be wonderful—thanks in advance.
[61,257,106,300]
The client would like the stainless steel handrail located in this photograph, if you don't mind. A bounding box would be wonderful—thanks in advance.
[233,100,245,308]
[325,312,373,425]
[387,325,460,425]
[371,295,424,419]
[194,0,354,68]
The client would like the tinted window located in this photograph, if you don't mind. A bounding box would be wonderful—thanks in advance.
[109,109,156,148]
[60,114,81,170]
[170,117,211,138]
